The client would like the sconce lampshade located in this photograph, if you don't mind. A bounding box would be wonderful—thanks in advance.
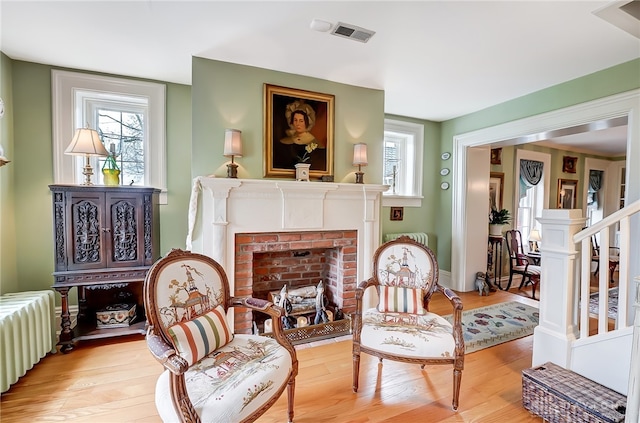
[353,143,368,184]
[352,143,368,166]
[64,126,110,185]
[223,129,242,178]
[223,129,243,157]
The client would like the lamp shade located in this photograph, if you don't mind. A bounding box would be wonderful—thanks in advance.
[529,229,542,242]
[64,127,109,157]
[352,143,368,166]
[223,129,243,157]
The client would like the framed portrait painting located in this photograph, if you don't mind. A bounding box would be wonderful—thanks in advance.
[264,84,335,179]
[557,179,578,209]
[489,172,504,210]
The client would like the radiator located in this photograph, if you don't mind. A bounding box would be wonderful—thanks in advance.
[384,232,429,246]
[1,290,57,393]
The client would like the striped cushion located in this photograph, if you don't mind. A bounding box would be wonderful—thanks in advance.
[377,286,425,314]
[168,305,233,366]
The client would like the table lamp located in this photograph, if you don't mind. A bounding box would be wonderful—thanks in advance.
[64,125,110,185]
[223,129,243,178]
[352,143,368,184]
[529,229,541,252]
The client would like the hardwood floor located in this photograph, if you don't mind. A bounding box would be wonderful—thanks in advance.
[0,289,542,422]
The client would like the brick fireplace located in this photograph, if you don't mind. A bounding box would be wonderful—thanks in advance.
[186,177,387,334]
[235,230,357,332]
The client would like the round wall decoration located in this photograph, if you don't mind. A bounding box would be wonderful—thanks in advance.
[440,182,450,190]
[440,168,450,176]
[441,152,451,160]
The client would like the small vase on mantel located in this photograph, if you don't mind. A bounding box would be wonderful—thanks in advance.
[295,163,311,181]
[489,224,503,237]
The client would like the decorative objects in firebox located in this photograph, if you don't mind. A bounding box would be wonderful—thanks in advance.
[314,280,330,325]
[277,285,296,329]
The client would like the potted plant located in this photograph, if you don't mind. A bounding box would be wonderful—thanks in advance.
[489,208,511,236]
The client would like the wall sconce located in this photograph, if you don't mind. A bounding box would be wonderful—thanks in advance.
[64,125,110,185]
[529,229,542,252]
[223,129,243,178]
[352,143,368,184]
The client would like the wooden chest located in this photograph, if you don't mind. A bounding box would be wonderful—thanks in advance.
[522,362,626,423]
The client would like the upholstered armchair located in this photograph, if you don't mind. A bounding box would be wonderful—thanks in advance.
[351,236,465,410]
[143,249,297,423]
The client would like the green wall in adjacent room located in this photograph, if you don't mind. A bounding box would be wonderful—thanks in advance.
[436,58,640,270]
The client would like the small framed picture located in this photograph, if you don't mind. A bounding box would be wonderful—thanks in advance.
[490,148,502,165]
[557,179,578,209]
[489,172,504,210]
[390,207,404,221]
[562,156,577,173]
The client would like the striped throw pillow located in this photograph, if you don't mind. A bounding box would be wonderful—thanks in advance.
[377,286,425,314]
[168,305,233,366]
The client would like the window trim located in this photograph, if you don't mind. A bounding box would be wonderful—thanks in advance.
[52,70,167,203]
[382,119,424,207]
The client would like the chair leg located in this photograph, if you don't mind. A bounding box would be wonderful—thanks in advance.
[452,368,462,411]
[352,353,360,393]
[286,376,295,423]
[505,273,515,291]
[531,277,539,300]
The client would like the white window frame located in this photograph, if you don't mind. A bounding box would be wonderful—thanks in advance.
[514,149,551,245]
[52,70,167,203]
[382,119,424,207]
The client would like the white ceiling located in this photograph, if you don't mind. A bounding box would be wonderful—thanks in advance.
[1,0,638,156]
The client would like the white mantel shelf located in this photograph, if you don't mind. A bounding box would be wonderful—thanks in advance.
[186,176,388,308]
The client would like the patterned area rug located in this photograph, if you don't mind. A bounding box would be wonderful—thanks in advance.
[589,287,618,320]
[444,301,539,354]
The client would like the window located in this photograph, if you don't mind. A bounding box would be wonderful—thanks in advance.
[52,70,167,203]
[382,119,423,207]
[514,149,551,251]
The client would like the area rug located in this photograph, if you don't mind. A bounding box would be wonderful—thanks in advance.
[589,287,618,320]
[443,301,539,354]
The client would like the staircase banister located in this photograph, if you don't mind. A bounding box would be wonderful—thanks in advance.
[574,199,640,243]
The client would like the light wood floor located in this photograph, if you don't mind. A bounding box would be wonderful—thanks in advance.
[0,289,543,423]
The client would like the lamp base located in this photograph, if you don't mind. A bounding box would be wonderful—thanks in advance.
[81,158,95,185]
[226,163,238,178]
[355,171,364,184]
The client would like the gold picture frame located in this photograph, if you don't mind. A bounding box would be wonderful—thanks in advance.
[264,84,334,179]
[390,207,404,221]
[557,179,578,209]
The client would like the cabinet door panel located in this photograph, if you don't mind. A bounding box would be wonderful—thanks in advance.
[67,192,108,270]
[106,192,144,267]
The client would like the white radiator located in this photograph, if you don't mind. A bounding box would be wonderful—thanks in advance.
[1,290,57,393]
[384,232,429,247]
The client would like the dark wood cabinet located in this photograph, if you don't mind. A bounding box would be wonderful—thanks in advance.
[49,184,160,352]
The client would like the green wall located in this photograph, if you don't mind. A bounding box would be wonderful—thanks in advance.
[190,58,385,182]
[6,59,192,299]
[0,52,17,295]
[2,54,638,298]
[436,58,640,269]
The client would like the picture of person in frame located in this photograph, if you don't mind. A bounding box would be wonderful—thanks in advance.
[273,98,327,171]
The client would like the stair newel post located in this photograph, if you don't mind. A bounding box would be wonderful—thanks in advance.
[532,209,586,368]
[626,276,640,423]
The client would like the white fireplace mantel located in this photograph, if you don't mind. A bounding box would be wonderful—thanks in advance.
[186,177,388,302]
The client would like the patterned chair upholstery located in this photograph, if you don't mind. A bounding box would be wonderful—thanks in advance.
[351,236,464,410]
[143,249,297,423]
[504,230,542,299]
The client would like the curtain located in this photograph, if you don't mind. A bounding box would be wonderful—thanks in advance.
[588,170,604,206]
[519,159,544,200]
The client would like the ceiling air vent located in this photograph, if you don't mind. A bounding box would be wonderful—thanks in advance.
[331,22,375,43]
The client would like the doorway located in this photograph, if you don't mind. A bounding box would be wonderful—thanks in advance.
[451,90,638,292]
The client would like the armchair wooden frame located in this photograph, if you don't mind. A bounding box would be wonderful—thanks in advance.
[144,249,298,423]
[351,236,465,410]
[504,230,541,299]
